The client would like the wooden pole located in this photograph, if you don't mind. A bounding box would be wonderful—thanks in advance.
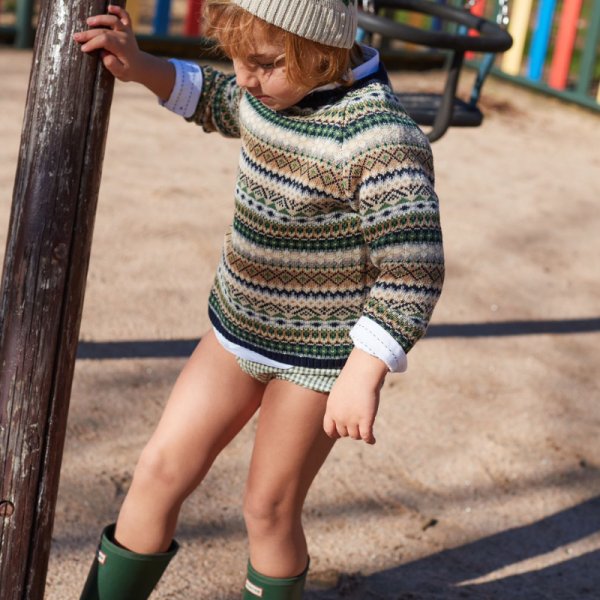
[0,0,124,598]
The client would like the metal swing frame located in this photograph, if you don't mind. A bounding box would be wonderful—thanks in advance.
[357,0,513,142]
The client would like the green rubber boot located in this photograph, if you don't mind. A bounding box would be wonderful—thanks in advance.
[243,558,309,599]
[79,523,179,600]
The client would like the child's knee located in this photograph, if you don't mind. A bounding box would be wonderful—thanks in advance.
[133,443,187,494]
[243,487,296,535]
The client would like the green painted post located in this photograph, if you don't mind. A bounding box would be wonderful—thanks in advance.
[15,0,35,48]
[576,0,600,96]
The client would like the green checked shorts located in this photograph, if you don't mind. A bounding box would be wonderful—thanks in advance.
[236,357,343,393]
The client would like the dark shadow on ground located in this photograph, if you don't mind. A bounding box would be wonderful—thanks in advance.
[304,496,600,600]
[76,317,600,360]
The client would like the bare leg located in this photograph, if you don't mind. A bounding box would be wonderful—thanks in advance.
[114,329,266,553]
[243,379,336,578]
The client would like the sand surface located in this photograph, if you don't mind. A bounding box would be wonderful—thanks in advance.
[1,49,600,599]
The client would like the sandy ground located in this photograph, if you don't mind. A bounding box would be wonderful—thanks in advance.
[1,48,600,600]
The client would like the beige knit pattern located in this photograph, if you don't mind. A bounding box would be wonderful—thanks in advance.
[229,0,358,48]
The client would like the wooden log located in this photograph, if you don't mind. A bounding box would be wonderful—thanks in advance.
[0,1,124,598]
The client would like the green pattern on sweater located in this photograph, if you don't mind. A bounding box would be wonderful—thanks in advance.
[185,63,444,368]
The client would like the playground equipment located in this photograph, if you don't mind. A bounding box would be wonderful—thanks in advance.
[0,1,123,598]
[2,0,598,110]
[357,0,513,141]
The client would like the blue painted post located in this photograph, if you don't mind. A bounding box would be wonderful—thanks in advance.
[528,0,557,81]
[153,0,172,35]
[432,0,447,31]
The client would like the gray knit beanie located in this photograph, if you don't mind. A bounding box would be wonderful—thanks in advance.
[229,0,358,49]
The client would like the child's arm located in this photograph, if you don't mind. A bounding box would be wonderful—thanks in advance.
[326,103,444,446]
[74,6,242,137]
[73,5,175,102]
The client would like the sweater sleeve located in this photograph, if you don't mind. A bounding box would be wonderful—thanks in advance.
[346,113,445,357]
[158,60,243,138]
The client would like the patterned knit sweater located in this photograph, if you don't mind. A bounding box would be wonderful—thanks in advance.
[182,61,444,369]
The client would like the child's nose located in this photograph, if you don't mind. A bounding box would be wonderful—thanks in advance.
[235,65,259,89]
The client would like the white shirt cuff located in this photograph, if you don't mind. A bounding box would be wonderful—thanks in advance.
[350,316,408,373]
[158,59,203,118]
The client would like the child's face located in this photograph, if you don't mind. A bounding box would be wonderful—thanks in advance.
[233,39,310,111]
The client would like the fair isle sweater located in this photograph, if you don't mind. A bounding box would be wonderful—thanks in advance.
[161,56,444,370]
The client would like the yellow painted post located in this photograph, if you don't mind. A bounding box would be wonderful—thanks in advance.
[128,0,141,30]
[405,12,425,50]
[597,85,600,104]
[501,0,534,75]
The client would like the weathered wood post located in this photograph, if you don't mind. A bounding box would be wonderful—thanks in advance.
[0,0,124,598]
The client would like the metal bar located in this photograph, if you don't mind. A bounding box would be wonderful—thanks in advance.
[465,61,600,111]
[428,50,465,142]
[576,0,600,96]
[15,0,35,48]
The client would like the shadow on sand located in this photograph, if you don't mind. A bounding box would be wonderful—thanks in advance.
[305,496,600,600]
[76,317,600,360]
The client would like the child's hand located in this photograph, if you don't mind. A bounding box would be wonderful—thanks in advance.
[73,5,143,82]
[323,349,388,445]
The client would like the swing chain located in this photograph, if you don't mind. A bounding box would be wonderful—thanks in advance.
[496,0,510,28]
[463,0,510,28]
[361,0,375,13]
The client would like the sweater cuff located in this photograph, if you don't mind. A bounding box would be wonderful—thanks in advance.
[158,59,203,118]
[350,316,408,373]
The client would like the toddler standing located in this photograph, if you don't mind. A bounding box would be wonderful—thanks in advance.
[74,1,444,598]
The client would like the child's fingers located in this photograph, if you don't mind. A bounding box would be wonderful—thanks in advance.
[100,50,125,77]
[359,422,376,445]
[335,423,349,438]
[73,28,112,43]
[86,14,128,32]
[347,425,362,441]
[323,415,340,440]
[79,32,123,54]
[108,4,133,28]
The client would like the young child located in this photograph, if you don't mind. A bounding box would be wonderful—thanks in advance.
[74,1,444,598]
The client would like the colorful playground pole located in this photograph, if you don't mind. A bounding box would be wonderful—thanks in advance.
[466,0,486,61]
[501,0,534,75]
[432,0,447,32]
[576,0,600,98]
[185,0,204,36]
[15,0,35,48]
[527,0,557,80]
[128,0,141,30]
[0,0,123,597]
[153,0,171,35]
[548,0,584,90]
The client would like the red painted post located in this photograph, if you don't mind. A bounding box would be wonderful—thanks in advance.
[466,0,486,61]
[0,0,124,598]
[548,0,584,90]
[184,0,204,36]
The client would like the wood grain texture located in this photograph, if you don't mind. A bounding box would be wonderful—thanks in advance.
[0,1,124,598]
